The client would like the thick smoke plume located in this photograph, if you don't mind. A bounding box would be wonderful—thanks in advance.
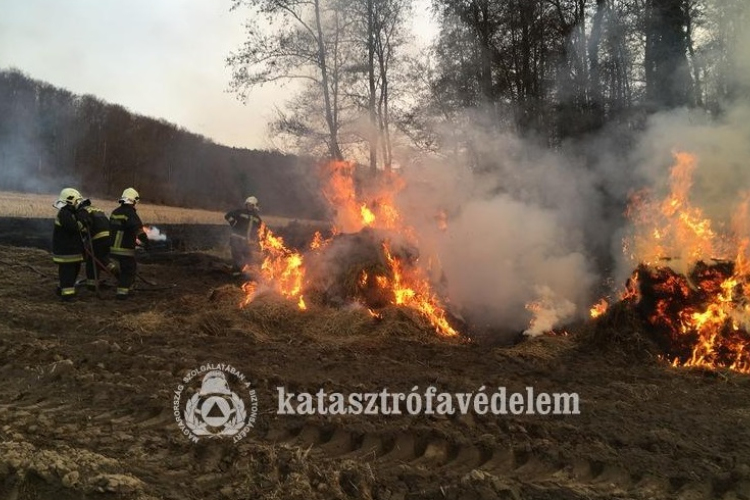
[397,134,599,336]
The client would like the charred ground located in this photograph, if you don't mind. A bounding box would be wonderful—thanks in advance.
[1,219,750,500]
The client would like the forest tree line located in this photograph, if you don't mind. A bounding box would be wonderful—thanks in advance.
[228,0,748,170]
[0,69,329,219]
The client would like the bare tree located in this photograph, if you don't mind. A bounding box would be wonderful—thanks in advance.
[338,0,411,172]
[228,0,345,159]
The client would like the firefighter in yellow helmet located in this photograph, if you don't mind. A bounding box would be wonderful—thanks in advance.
[224,195,262,276]
[109,188,147,299]
[52,188,85,301]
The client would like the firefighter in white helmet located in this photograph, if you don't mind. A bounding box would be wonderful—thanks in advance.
[52,188,85,301]
[109,187,148,299]
[224,195,262,276]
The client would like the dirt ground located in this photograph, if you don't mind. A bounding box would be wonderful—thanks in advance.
[2,221,750,500]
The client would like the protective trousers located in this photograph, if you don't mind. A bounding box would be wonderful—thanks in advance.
[112,255,137,298]
[229,234,252,272]
[85,238,112,286]
[58,262,81,299]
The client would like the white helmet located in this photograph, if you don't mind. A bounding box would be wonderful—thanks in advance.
[57,188,82,207]
[245,196,258,207]
[119,187,140,205]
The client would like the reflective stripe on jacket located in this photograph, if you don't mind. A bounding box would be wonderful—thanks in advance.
[52,205,84,262]
[110,204,145,256]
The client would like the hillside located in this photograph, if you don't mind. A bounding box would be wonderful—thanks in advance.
[0,69,329,220]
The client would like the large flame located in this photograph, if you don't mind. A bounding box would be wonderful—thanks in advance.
[381,242,457,337]
[624,151,723,269]
[240,223,306,309]
[598,151,750,373]
[240,160,458,337]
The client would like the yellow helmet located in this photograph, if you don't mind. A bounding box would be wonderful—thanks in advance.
[57,188,82,207]
[245,196,258,207]
[119,187,140,204]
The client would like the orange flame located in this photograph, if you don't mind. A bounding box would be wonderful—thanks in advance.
[625,151,722,268]
[620,151,750,373]
[590,298,608,319]
[361,203,376,226]
[382,242,458,337]
[240,223,306,310]
[321,160,363,233]
[309,231,327,251]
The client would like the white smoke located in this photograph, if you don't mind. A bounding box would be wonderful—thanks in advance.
[144,225,167,241]
[522,285,577,337]
[398,133,599,336]
[390,1,750,340]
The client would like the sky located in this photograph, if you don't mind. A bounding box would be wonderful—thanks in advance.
[0,0,438,151]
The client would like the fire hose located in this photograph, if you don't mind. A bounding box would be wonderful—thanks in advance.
[81,242,175,291]
[81,231,101,298]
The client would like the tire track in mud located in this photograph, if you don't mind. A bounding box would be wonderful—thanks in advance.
[264,422,745,499]
[0,373,743,499]
[0,351,741,500]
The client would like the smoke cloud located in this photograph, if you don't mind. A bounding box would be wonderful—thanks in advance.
[398,134,599,336]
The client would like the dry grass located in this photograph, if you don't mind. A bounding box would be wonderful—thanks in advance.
[0,190,321,227]
[119,311,168,336]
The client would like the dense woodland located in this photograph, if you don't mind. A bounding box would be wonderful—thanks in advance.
[229,0,748,170]
[0,69,328,219]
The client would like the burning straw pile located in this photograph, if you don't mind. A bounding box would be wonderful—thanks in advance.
[589,152,750,373]
[238,161,461,338]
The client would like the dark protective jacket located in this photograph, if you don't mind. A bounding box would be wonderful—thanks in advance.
[225,207,262,240]
[77,204,111,242]
[110,203,147,257]
[52,205,84,263]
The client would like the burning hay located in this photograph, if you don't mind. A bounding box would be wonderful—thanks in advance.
[238,161,461,338]
[616,261,750,372]
[303,228,406,308]
[589,151,750,373]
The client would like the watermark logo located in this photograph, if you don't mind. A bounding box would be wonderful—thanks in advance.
[277,386,580,416]
[174,364,258,443]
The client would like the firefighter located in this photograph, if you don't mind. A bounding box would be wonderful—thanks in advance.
[77,198,115,290]
[110,188,148,299]
[52,188,85,301]
[224,195,262,276]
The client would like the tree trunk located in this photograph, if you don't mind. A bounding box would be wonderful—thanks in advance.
[684,1,702,107]
[588,0,607,125]
[644,0,693,108]
[314,0,343,160]
[368,0,378,174]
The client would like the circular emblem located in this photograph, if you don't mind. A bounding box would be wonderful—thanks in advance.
[173,364,258,443]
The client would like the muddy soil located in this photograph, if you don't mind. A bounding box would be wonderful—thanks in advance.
[1,224,750,500]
